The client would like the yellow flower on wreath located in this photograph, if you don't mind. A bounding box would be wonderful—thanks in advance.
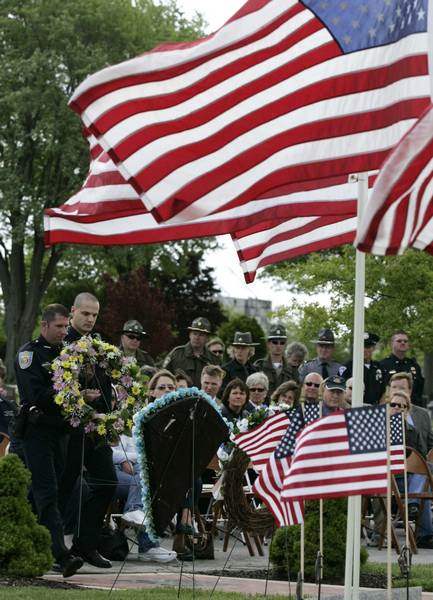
[111,370,121,379]
[131,384,140,396]
[63,371,72,382]
[97,423,107,436]
[77,340,88,351]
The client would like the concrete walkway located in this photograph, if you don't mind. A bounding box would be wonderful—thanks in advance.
[44,530,433,596]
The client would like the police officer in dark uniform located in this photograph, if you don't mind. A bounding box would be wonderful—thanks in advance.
[119,319,155,367]
[14,303,83,577]
[380,330,425,407]
[58,292,117,569]
[163,317,220,387]
[339,332,385,405]
[254,324,297,396]
[221,332,258,393]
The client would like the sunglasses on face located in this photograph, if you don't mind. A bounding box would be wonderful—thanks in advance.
[305,382,320,388]
[250,387,266,393]
[270,340,286,345]
[155,384,175,391]
[390,402,407,409]
[125,333,141,341]
[212,349,224,355]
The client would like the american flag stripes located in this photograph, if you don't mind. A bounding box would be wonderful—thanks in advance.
[232,411,292,472]
[281,405,405,502]
[69,0,430,225]
[253,408,305,526]
[356,103,433,255]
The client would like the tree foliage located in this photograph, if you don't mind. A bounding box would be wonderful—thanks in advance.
[265,246,433,357]
[0,0,205,376]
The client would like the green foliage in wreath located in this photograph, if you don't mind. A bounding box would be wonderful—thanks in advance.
[0,454,52,577]
[270,498,368,583]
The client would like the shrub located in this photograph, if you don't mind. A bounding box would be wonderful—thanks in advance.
[0,454,52,577]
[270,498,368,583]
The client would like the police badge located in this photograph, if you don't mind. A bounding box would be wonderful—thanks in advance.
[18,351,33,369]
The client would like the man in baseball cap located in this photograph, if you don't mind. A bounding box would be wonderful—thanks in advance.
[120,320,155,368]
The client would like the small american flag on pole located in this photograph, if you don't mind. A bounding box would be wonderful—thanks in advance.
[281,405,404,502]
[232,411,292,472]
[253,407,305,526]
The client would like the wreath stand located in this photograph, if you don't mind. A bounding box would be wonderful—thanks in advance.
[217,446,274,557]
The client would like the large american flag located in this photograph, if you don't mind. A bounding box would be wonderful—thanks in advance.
[253,407,305,527]
[281,405,404,502]
[44,148,356,248]
[233,411,292,472]
[69,0,430,225]
[356,103,433,255]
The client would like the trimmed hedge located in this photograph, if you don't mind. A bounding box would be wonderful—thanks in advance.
[270,498,368,583]
[0,454,52,577]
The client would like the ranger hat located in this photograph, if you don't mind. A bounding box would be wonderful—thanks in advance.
[364,332,380,347]
[324,375,346,391]
[232,331,259,346]
[313,328,335,345]
[122,319,148,337]
[187,317,212,334]
[267,323,287,340]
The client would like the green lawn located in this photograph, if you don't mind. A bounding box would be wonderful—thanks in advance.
[0,588,292,600]
[363,562,433,591]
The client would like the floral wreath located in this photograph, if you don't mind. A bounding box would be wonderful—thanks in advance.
[133,387,224,541]
[51,335,146,440]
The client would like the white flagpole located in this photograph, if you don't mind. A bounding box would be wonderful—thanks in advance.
[344,172,368,600]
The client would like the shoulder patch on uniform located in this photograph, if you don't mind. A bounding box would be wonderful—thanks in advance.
[18,351,33,369]
[338,366,347,376]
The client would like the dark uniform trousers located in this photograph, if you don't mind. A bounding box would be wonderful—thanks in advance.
[15,335,72,564]
[58,432,117,550]
[23,424,69,562]
[59,326,117,551]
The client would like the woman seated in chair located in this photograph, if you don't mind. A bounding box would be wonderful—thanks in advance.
[388,389,433,549]
[111,369,177,563]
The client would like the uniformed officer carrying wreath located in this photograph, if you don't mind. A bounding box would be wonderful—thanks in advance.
[163,317,220,387]
[14,304,83,578]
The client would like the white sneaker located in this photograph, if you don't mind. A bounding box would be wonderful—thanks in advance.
[121,510,146,528]
[138,546,177,563]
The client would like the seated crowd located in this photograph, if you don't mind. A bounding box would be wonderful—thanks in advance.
[1,294,432,578]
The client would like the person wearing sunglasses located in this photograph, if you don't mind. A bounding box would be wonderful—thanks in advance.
[380,330,424,407]
[298,328,342,382]
[120,320,155,368]
[300,372,323,404]
[339,332,384,406]
[386,390,433,549]
[206,337,226,361]
[246,372,269,410]
[254,324,297,397]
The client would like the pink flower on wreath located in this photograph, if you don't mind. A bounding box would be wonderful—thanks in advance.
[53,369,64,379]
[117,387,128,402]
[120,375,133,387]
[70,417,81,428]
[84,422,96,433]
[53,381,65,392]
[113,418,125,432]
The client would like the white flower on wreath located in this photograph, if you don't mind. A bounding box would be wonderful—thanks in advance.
[237,418,249,433]
[217,446,230,462]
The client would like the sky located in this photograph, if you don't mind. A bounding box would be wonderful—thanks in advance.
[174,1,294,307]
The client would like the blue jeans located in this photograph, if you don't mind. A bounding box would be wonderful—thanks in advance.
[396,474,433,538]
[114,463,158,553]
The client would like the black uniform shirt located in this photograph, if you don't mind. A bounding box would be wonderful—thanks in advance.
[14,335,62,416]
[379,353,424,405]
[65,326,113,414]
[339,360,386,405]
